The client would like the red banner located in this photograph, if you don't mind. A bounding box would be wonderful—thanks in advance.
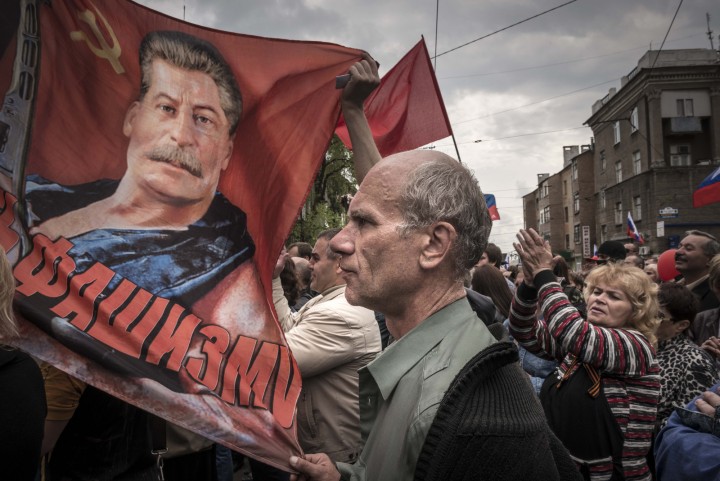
[336,38,453,157]
[0,0,366,471]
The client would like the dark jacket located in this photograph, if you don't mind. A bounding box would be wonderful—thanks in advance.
[691,278,720,314]
[690,307,720,346]
[0,348,46,481]
[414,341,582,481]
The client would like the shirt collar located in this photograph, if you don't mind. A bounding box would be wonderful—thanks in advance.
[684,274,709,292]
[365,298,474,400]
[318,284,345,298]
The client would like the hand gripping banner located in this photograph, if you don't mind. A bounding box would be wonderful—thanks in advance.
[0,0,367,471]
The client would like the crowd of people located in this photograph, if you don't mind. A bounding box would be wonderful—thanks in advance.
[1,28,720,481]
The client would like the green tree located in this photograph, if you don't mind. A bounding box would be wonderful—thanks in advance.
[288,135,357,243]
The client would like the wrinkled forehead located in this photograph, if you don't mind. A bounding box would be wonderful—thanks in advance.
[355,165,406,205]
[349,186,402,223]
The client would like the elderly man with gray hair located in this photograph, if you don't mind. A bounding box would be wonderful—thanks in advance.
[289,150,580,481]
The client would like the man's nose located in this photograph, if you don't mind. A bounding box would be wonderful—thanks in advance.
[170,111,195,147]
[329,227,353,256]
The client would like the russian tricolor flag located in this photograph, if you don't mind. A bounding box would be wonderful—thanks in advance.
[485,194,500,221]
[693,166,720,208]
[627,211,644,244]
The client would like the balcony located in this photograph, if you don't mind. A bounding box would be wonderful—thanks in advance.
[669,117,702,134]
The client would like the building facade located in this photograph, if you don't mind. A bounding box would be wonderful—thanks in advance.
[587,49,720,254]
[523,49,720,263]
[524,145,594,270]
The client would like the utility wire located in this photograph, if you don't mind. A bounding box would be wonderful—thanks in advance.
[470,126,587,143]
[455,77,620,125]
[649,0,684,70]
[423,125,588,148]
[433,0,577,59]
[433,0,439,70]
[488,187,535,192]
[438,33,700,80]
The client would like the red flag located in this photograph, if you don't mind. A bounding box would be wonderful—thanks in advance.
[0,0,368,470]
[335,38,452,157]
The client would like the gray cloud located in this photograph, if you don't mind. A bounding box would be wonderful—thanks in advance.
[137,0,719,251]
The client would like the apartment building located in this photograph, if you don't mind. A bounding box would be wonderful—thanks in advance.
[523,49,720,261]
[523,145,594,270]
[587,49,720,253]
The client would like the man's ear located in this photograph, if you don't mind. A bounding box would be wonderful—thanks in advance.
[123,101,140,137]
[419,222,457,270]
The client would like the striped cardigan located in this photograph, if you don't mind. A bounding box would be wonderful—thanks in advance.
[509,270,660,481]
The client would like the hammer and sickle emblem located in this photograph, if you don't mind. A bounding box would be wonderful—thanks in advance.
[70,2,125,74]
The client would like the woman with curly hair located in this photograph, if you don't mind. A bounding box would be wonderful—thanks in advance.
[509,229,661,481]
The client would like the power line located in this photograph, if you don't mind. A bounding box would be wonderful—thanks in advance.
[433,0,439,70]
[422,125,588,148]
[471,126,588,143]
[433,0,578,59]
[649,0,684,71]
[438,33,701,80]
[455,77,620,125]
[484,187,535,193]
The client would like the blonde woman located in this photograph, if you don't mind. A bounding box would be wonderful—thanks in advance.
[0,247,46,480]
[510,229,660,481]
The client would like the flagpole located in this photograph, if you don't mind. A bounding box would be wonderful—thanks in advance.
[451,132,463,164]
[430,3,462,164]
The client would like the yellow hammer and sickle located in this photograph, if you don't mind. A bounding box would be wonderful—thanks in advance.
[70,2,125,74]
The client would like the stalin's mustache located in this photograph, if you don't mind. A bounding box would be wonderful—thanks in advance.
[146,145,203,178]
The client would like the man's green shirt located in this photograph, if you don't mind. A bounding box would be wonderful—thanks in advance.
[337,298,497,481]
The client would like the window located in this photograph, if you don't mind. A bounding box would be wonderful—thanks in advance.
[633,196,642,221]
[613,121,621,144]
[574,224,581,245]
[572,160,578,181]
[540,206,550,224]
[670,145,691,166]
[600,150,606,171]
[565,234,570,250]
[676,99,694,117]
[615,202,623,225]
[540,183,549,198]
[633,151,641,175]
[630,107,639,132]
[563,180,567,196]
[615,160,622,183]
[564,206,569,222]
[601,225,607,243]
[573,192,580,214]
[600,189,607,209]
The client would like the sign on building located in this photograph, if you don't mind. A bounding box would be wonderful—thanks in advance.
[582,225,591,257]
[658,207,679,219]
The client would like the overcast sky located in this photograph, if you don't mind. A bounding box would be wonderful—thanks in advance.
[136,0,718,252]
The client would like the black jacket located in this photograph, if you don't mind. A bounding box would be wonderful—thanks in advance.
[414,341,582,481]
